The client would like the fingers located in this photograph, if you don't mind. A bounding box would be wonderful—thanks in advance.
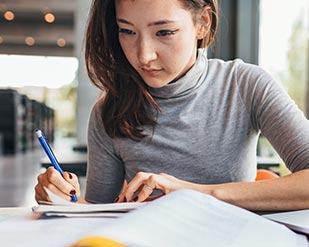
[117,172,152,202]
[136,175,158,202]
[35,166,79,203]
[34,183,50,203]
[144,194,164,202]
[63,171,80,195]
[117,172,170,203]
[116,172,192,203]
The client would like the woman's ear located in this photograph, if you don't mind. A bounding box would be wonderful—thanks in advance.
[196,6,212,39]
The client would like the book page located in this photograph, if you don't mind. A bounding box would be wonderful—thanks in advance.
[263,210,309,234]
[81,190,307,247]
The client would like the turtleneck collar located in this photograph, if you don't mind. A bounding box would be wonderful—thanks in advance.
[147,48,208,99]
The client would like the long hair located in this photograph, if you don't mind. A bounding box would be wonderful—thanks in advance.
[85,0,219,140]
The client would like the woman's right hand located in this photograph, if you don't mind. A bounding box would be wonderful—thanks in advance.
[34,166,82,203]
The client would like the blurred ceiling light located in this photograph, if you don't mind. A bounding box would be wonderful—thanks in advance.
[25,37,35,46]
[44,13,55,23]
[57,38,66,47]
[4,10,15,21]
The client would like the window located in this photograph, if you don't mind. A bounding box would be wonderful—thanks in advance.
[259,0,309,115]
[0,55,79,136]
[258,0,309,158]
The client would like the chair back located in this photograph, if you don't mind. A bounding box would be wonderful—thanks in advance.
[255,169,279,181]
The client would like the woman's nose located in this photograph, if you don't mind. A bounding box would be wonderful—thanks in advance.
[137,38,157,65]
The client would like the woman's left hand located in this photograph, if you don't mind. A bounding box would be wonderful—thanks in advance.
[116,172,196,203]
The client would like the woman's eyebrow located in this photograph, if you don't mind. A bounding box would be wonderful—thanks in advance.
[148,20,176,26]
[116,18,176,27]
[116,18,133,25]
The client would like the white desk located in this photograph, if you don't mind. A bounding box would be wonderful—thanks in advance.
[0,207,114,247]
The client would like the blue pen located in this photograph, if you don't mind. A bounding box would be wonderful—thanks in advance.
[35,129,78,202]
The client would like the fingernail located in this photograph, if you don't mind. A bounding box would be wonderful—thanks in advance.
[114,196,119,203]
[70,189,76,195]
[68,173,73,179]
[133,196,138,202]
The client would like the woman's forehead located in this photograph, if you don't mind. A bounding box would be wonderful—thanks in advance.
[115,0,188,14]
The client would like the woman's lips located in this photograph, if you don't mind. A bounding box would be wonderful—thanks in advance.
[141,68,162,77]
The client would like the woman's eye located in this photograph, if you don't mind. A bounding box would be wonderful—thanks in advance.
[118,28,136,35]
[156,29,178,37]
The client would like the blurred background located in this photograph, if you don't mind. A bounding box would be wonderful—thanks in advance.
[0,0,308,207]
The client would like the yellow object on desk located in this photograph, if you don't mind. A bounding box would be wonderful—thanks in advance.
[71,236,125,247]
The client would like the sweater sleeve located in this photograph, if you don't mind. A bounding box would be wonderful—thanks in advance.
[237,62,309,172]
[85,98,125,203]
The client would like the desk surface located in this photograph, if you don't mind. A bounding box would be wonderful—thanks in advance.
[0,207,112,247]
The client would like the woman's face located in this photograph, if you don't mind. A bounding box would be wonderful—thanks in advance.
[115,0,204,88]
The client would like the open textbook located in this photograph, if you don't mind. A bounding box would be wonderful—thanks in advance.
[70,189,308,247]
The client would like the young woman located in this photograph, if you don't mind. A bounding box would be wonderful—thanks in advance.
[35,0,309,211]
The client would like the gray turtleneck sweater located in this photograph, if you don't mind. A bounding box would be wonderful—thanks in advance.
[85,49,309,203]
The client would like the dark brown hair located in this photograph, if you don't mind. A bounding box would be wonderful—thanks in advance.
[85,0,219,140]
